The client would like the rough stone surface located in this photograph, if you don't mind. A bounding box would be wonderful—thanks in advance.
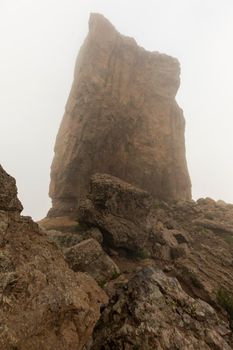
[48,13,191,217]
[152,228,191,260]
[150,198,233,307]
[91,268,232,349]
[78,173,155,251]
[46,227,103,250]
[65,238,120,285]
[79,174,233,326]
[0,164,107,350]
[0,164,23,212]
[46,229,84,248]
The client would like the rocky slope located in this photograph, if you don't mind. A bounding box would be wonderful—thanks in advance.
[77,173,233,349]
[0,165,107,350]
[92,268,232,350]
[42,172,233,349]
[48,13,191,218]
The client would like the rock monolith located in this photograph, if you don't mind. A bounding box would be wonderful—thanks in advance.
[48,13,191,217]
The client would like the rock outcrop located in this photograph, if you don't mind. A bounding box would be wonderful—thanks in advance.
[48,13,191,217]
[91,268,232,349]
[0,164,23,212]
[157,199,233,306]
[78,173,233,343]
[0,165,107,350]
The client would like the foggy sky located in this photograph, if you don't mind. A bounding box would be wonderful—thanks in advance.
[0,0,233,220]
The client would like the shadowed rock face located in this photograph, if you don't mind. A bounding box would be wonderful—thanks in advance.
[48,13,191,217]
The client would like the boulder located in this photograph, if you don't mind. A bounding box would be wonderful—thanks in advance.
[48,13,191,217]
[65,238,120,285]
[78,173,154,251]
[91,267,232,349]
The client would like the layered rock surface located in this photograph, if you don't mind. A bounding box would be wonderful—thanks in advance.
[0,165,107,350]
[48,13,191,217]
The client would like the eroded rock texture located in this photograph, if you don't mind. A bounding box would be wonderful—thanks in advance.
[0,165,107,350]
[91,268,232,350]
[78,173,154,251]
[49,13,191,217]
[78,173,233,340]
[64,238,120,285]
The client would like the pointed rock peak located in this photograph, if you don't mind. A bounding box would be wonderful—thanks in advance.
[89,13,116,33]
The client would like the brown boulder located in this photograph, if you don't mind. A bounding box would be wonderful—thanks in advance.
[78,173,154,251]
[48,13,191,217]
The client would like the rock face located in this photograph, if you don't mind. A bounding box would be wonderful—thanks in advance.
[78,173,154,251]
[64,238,120,285]
[0,164,23,212]
[48,13,191,217]
[158,199,233,305]
[79,173,233,332]
[91,268,232,350]
[0,165,107,350]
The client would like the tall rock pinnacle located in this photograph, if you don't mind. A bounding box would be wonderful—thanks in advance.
[48,13,191,217]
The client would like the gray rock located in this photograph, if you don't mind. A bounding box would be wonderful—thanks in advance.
[91,267,232,349]
[65,238,120,285]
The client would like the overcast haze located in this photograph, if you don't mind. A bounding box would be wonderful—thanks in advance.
[0,0,233,220]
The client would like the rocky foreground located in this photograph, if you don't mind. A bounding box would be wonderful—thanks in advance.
[0,165,107,350]
[2,163,233,349]
[41,173,233,349]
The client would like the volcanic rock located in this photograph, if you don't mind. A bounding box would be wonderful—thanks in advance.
[0,164,107,350]
[46,229,84,248]
[79,174,233,321]
[91,267,232,349]
[151,199,233,307]
[0,164,23,212]
[48,13,191,217]
[64,238,120,285]
[78,173,154,251]
[47,227,103,249]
